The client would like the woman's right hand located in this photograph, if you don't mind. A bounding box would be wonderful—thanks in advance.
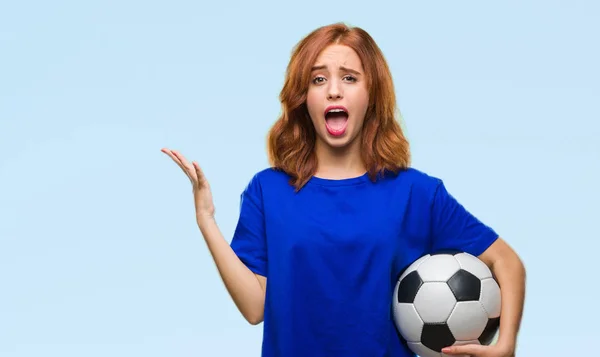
[161,148,215,220]
[162,148,266,325]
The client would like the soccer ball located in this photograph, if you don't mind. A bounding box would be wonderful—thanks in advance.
[392,251,501,357]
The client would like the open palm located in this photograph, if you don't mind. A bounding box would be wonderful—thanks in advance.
[161,148,215,219]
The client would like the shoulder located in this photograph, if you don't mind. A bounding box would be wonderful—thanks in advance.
[240,167,292,197]
[386,167,443,193]
[377,167,450,209]
[247,167,291,188]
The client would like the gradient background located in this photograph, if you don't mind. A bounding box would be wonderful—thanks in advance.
[1,1,598,356]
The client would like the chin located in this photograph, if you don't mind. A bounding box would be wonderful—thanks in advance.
[326,136,351,148]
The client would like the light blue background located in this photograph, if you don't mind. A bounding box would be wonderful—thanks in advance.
[1,1,598,356]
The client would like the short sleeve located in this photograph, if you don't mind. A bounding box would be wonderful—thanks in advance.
[230,175,268,277]
[430,180,499,257]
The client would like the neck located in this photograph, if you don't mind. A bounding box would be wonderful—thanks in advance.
[313,136,366,179]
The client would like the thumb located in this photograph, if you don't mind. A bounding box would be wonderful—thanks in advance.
[442,343,485,356]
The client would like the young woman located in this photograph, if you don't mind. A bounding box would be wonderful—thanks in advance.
[162,23,525,357]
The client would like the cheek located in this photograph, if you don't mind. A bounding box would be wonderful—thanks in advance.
[358,89,370,110]
[305,92,321,122]
[350,91,369,122]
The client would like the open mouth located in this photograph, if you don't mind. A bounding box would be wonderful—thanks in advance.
[324,106,349,136]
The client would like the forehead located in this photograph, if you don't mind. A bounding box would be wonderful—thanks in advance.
[313,44,362,69]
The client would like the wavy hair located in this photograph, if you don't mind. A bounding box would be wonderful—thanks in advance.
[267,23,410,190]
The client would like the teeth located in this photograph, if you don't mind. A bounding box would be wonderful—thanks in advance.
[327,109,347,114]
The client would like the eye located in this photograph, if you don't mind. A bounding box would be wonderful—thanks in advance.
[312,76,326,84]
[343,75,357,82]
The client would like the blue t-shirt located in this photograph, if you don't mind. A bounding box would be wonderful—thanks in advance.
[230,167,498,357]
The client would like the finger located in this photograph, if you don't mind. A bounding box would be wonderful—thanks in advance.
[162,149,189,175]
[161,148,184,167]
[442,344,485,356]
[161,148,194,181]
[172,150,200,181]
[193,161,208,186]
[171,150,193,170]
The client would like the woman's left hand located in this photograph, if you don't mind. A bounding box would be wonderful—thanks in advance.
[442,342,515,357]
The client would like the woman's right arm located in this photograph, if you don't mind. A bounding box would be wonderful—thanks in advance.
[197,216,267,325]
[161,148,266,325]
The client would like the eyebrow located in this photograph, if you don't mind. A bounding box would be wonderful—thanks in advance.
[311,65,362,75]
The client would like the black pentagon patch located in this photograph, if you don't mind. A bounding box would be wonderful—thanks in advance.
[430,249,462,256]
[447,269,481,301]
[421,323,455,352]
[397,271,423,303]
[478,317,500,345]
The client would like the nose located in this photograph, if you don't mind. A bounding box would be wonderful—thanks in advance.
[327,80,343,100]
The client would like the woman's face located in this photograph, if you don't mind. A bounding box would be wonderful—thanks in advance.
[306,44,369,151]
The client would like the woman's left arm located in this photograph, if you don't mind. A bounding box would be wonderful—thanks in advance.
[480,238,526,351]
[443,237,526,356]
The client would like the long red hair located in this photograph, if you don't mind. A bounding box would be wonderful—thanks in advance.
[267,23,410,190]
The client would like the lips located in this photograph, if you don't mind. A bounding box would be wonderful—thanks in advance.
[324,105,349,136]
[324,105,348,117]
